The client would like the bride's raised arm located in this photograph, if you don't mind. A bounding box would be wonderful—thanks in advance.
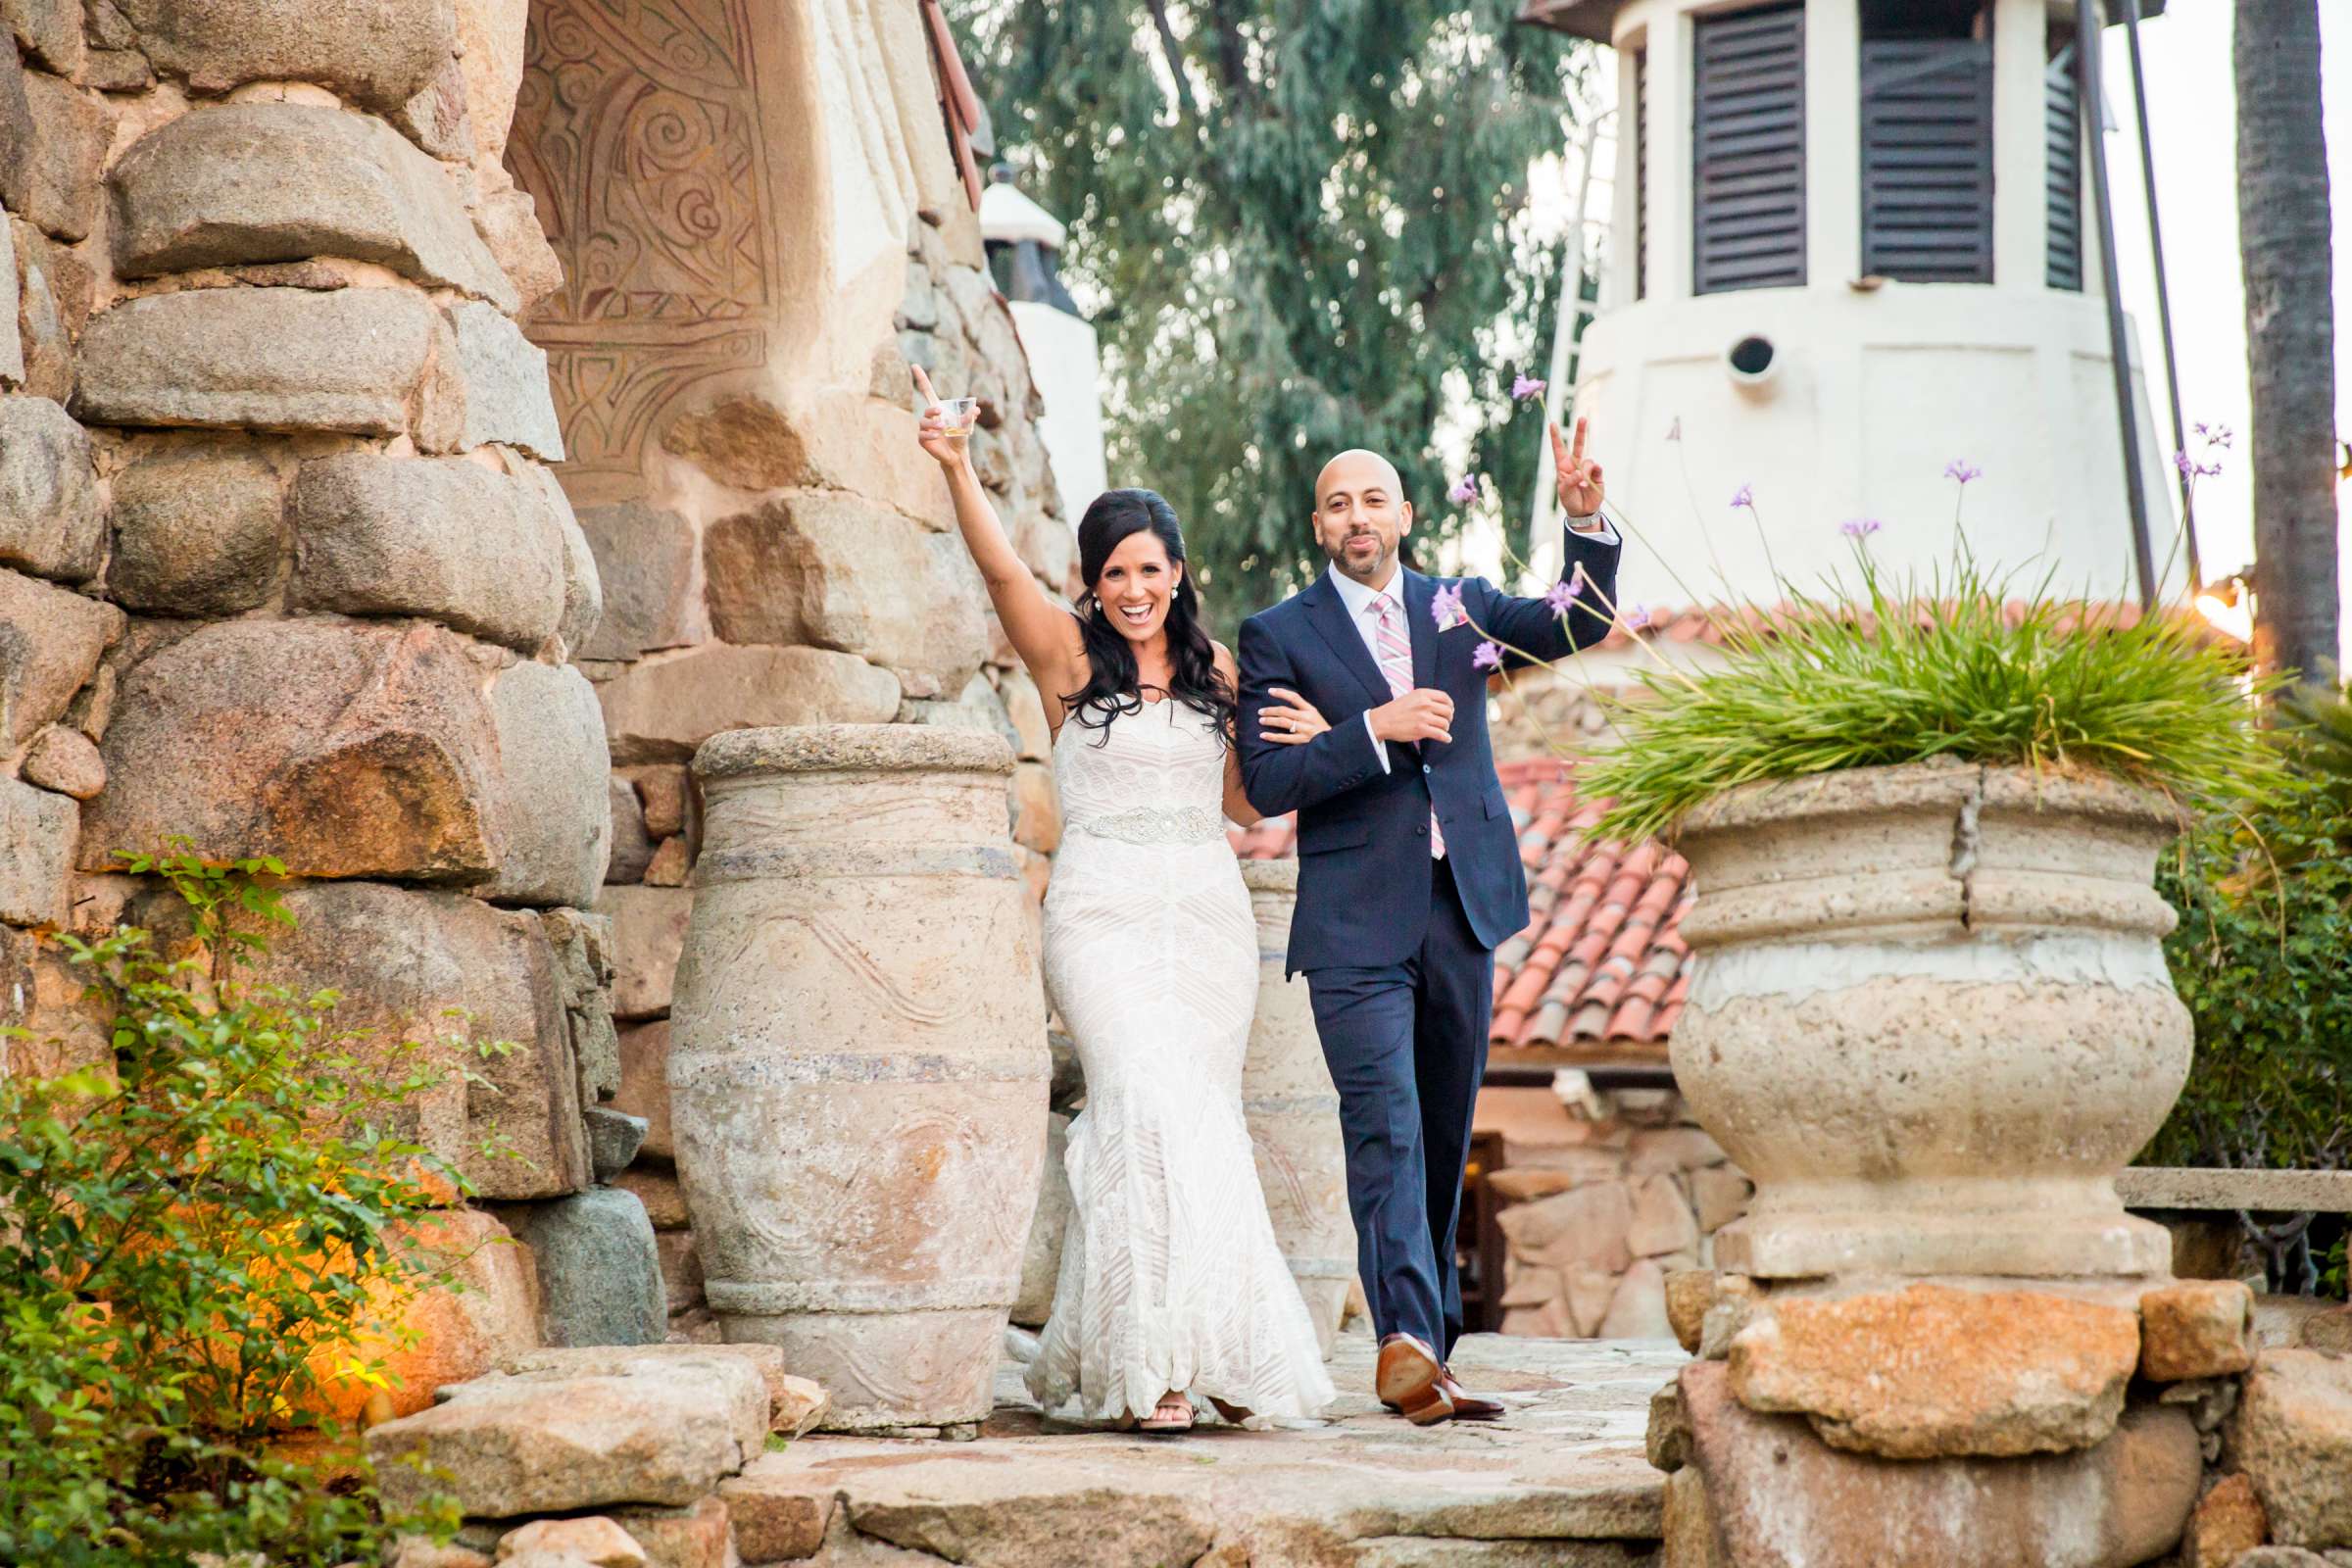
[911,367,1086,731]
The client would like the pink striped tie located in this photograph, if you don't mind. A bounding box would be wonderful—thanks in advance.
[1373,596,1444,858]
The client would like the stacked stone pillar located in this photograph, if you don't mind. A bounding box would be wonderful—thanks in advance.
[0,0,665,1409]
[502,0,1073,1336]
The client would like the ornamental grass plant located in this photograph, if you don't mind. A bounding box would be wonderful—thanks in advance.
[1573,546,2278,843]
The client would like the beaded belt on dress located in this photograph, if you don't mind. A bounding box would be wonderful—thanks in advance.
[1068,804,1227,847]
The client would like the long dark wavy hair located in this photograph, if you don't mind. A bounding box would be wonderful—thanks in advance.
[1061,488,1237,744]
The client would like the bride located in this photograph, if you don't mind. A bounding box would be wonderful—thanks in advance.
[913,368,1338,1433]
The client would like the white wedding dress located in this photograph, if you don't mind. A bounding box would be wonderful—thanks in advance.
[1025,696,1337,1423]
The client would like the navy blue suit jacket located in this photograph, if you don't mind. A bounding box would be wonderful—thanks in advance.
[1236,525,1621,974]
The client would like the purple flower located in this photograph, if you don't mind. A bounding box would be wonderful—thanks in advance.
[1431,582,1466,631]
[2194,421,2234,449]
[1665,416,1683,444]
[1511,373,1546,401]
[1839,517,1883,539]
[2175,449,2225,480]
[1472,640,1504,671]
[1447,475,1479,505]
[1543,577,1580,616]
[1731,484,1754,510]
[1943,459,1983,485]
[1622,604,1651,632]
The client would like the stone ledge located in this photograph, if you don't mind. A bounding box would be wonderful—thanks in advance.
[2120,1167,2352,1213]
[693,720,1012,783]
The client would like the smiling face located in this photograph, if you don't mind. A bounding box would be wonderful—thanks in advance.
[1314,449,1412,589]
[1094,526,1181,646]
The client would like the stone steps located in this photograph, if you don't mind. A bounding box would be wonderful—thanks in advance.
[724,1333,1686,1566]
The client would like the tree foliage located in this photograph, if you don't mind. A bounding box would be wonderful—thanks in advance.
[956,0,1589,626]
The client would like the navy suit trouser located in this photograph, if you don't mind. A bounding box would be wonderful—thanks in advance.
[1304,855,1493,1361]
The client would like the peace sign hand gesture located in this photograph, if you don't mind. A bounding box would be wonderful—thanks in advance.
[1550,416,1605,520]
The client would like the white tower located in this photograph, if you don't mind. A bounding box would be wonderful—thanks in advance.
[980,174,1111,522]
[1525,0,2180,609]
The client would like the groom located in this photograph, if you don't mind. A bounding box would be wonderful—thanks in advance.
[1236,419,1618,1425]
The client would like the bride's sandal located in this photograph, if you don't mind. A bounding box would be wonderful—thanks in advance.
[1138,1392,1195,1434]
[1206,1397,1254,1426]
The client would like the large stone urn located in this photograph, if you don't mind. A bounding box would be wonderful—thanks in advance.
[1670,762,2189,1281]
[1239,859,1356,1351]
[668,726,1050,1431]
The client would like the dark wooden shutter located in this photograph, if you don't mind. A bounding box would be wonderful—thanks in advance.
[1633,48,1648,300]
[1860,37,1993,281]
[1692,3,1806,294]
[2045,42,2083,290]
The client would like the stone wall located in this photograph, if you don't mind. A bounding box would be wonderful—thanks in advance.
[503,0,1071,1334]
[1,0,1068,1375]
[1485,1084,1752,1343]
[0,0,644,1397]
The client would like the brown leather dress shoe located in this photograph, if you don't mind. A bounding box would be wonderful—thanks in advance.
[1376,1333,1453,1426]
[1439,1368,1503,1421]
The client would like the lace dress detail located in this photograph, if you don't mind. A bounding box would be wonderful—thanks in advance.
[1067,803,1227,847]
[1026,699,1337,1423]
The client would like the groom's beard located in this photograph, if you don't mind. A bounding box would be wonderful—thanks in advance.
[1328,532,1395,584]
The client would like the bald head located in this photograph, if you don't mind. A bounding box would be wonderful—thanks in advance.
[1312,448,1413,588]
[1315,449,1403,509]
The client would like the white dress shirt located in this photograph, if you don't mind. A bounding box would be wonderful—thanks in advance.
[1325,514,1618,773]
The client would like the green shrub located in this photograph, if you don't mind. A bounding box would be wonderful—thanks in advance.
[0,851,477,1566]
[2149,692,2352,1178]
[2143,692,2351,1296]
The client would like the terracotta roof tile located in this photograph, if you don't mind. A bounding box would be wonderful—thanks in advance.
[1607,996,1656,1040]
[1230,757,1690,1056]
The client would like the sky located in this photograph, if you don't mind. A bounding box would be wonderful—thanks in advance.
[2100,0,2352,645]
